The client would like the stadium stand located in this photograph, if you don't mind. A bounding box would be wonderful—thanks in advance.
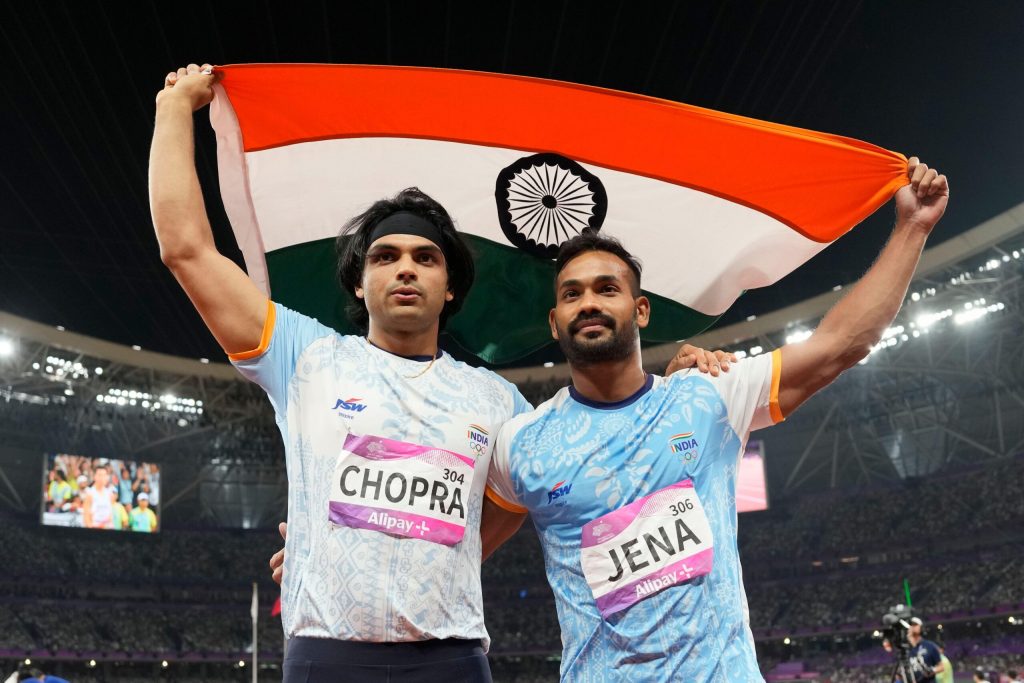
[1,207,1023,680]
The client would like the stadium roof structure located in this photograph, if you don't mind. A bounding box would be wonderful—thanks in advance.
[1,202,1022,525]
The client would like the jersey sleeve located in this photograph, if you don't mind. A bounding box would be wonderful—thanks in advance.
[229,300,335,416]
[511,387,534,419]
[485,422,527,514]
[716,348,785,435]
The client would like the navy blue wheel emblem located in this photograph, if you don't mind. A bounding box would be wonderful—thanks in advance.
[495,153,608,259]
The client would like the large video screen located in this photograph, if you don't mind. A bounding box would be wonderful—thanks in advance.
[42,454,161,532]
[737,440,769,513]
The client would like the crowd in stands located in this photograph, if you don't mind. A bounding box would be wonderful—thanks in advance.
[737,457,1024,565]
[1,454,1020,680]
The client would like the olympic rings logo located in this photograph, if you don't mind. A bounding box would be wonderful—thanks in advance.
[469,442,488,456]
[680,450,699,462]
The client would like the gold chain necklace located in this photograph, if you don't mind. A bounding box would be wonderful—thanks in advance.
[367,337,438,379]
[402,353,437,380]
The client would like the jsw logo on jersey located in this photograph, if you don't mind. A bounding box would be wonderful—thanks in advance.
[547,480,573,504]
[333,397,368,413]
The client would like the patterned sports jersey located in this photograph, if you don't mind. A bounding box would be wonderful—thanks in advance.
[232,302,531,645]
[487,351,783,682]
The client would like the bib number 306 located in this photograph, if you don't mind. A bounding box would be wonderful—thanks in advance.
[669,498,694,516]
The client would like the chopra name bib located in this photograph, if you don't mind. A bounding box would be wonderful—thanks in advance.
[329,433,475,545]
[580,480,714,618]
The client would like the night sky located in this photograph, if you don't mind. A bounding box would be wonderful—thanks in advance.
[1,1,1020,367]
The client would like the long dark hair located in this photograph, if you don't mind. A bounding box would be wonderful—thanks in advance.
[336,188,475,332]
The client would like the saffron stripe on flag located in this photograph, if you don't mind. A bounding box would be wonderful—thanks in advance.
[211,64,909,364]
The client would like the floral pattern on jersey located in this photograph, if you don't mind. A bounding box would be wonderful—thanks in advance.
[503,362,774,683]
[237,305,529,646]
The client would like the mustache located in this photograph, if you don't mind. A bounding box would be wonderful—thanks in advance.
[569,312,616,334]
[387,283,425,296]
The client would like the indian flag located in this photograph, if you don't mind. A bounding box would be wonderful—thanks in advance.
[210,64,907,364]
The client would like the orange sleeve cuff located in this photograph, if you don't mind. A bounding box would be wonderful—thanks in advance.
[485,486,527,514]
[228,299,276,361]
[769,348,785,424]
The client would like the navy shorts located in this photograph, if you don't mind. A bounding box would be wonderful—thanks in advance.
[283,636,492,683]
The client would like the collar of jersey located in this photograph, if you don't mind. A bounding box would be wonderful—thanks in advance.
[365,338,443,363]
[568,373,654,410]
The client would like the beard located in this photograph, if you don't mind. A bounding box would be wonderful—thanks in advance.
[557,310,638,367]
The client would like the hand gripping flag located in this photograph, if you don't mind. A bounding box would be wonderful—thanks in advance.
[210,64,907,364]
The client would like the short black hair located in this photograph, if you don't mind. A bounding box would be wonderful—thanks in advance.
[336,188,475,332]
[554,230,643,295]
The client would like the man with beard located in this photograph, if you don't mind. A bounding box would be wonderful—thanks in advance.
[485,158,948,681]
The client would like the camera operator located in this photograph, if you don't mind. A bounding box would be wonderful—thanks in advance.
[906,617,944,682]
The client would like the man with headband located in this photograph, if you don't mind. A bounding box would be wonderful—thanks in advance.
[151,63,726,682]
[485,157,949,681]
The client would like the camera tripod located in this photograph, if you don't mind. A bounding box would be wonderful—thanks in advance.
[888,644,918,683]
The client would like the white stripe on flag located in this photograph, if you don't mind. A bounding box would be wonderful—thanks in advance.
[238,137,826,316]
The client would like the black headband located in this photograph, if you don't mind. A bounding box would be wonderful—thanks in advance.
[367,211,447,257]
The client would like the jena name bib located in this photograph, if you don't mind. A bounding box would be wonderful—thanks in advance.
[580,479,714,618]
[329,433,475,545]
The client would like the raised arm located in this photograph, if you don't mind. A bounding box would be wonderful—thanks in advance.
[149,63,267,355]
[777,157,949,416]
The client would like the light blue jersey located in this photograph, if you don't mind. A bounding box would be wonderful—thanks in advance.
[487,351,783,682]
[233,302,531,645]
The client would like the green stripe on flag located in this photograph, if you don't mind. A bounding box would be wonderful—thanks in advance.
[265,235,719,366]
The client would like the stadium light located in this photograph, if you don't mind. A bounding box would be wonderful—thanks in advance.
[161,660,168,668]
[785,329,812,344]
[0,337,15,357]
[783,637,791,645]
[543,362,554,368]
[239,660,246,668]
[881,325,904,340]
[88,659,96,668]
[95,367,103,375]
[916,309,953,330]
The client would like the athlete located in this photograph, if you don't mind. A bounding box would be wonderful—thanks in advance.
[152,62,726,682]
[484,158,948,681]
[82,464,116,530]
